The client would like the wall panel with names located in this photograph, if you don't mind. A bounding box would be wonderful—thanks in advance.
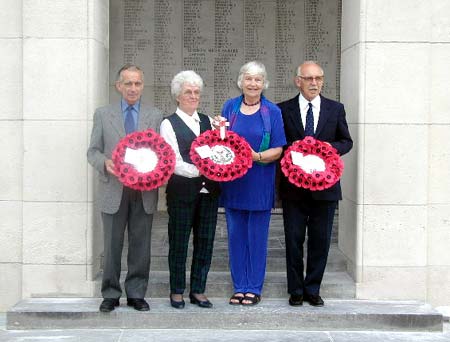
[110,0,341,115]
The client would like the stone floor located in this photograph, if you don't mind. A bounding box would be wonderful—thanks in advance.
[1,313,449,342]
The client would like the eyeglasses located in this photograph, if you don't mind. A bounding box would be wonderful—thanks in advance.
[297,76,324,83]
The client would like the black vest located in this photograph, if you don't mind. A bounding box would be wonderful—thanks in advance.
[166,113,221,199]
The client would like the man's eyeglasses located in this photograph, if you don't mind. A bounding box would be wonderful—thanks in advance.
[297,76,324,83]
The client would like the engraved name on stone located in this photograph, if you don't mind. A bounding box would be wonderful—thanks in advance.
[110,0,341,111]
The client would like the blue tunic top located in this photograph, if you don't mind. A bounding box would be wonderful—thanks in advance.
[220,96,286,211]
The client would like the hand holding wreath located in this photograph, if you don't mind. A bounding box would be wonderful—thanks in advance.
[190,129,253,182]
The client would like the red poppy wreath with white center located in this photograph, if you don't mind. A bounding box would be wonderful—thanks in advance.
[190,129,253,182]
[112,129,176,191]
[280,136,344,191]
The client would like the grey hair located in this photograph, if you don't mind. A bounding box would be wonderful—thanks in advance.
[116,63,144,83]
[296,61,324,77]
[171,70,204,99]
[237,61,269,90]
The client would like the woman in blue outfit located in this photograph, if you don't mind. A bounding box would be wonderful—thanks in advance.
[220,61,286,305]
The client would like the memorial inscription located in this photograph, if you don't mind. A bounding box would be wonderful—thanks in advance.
[110,0,341,115]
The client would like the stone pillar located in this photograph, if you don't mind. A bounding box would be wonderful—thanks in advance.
[18,0,109,301]
[426,0,450,305]
[339,0,450,305]
[0,0,24,312]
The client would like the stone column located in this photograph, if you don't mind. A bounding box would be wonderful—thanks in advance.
[339,0,450,305]
[426,0,450,305]
[0,0,24,311]
[19,0,109,300]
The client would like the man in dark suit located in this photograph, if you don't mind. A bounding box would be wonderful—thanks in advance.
[278,61,353,307]
[87,64,162,312]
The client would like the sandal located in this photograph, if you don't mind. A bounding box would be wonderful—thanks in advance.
[229,293,245,305]
[242,293,261,306]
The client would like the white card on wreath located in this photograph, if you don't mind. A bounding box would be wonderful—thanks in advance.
[124,147,158,173]
[195,145,212,159]
[291,151,326,174]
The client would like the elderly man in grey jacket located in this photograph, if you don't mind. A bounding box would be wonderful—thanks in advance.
[87,64,162,312]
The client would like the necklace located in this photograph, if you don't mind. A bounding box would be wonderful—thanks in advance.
[243,98,261,106]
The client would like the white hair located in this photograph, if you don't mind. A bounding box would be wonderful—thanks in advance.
[237,61,269,90]
[297,61,324,77]
[171,70,204,98]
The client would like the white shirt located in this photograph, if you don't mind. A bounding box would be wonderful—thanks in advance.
[160,107,213,179]
[298,94,321,133]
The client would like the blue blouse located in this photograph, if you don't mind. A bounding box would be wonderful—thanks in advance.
[220,96,286,210]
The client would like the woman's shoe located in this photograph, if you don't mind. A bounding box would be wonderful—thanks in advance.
[229,293,245,305]
[242,293,261,306]
[170,294,185,309]
[189,293,213,308]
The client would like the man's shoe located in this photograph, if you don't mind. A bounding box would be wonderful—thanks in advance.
[127,298,150,311]
[289,294,303,306]
[99,298,120,312]
[170,294,185,309]
[304,294,324,307]
[189,293,213,308]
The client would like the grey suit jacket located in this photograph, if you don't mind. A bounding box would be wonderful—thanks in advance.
[87,101,163,214]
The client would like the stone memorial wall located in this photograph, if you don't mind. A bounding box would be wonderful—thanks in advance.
[110,0,341,115]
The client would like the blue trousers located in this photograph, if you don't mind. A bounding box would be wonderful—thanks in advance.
[225,208,271,295]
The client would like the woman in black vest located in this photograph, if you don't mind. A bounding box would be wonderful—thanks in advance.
[160,71,220,309]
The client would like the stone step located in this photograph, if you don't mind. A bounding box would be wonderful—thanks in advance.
[118,244,347,272]
[93,271,356,299]
[117,209,343,273]
[7,298,443,332]
[147,212,338,243]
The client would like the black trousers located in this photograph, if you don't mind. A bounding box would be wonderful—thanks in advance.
[282,196,337,296]
[101,187,153,299]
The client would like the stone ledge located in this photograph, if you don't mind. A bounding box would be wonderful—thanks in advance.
[7,298,443,332]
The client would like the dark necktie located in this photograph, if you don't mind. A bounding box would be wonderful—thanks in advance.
[124,106,135,134]
[304,102,314,136]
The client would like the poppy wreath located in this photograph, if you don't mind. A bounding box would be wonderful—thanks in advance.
[190,129,253,182]
[280,136,344,191]
[112,129,176,191]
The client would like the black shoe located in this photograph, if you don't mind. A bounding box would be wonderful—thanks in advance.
[127,298,150,311]
[304,294,324,307]
[99,298,120,312]
[170,294,185,309]
[189,293,213,308]
[289,294,303,306]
